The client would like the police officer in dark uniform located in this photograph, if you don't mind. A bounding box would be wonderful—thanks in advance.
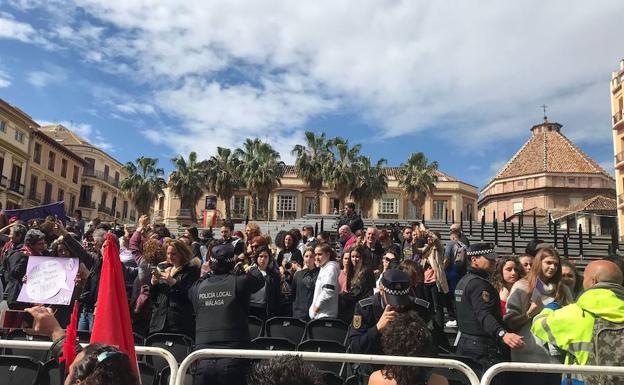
[189,243,265,385]
[454,243,524,380]
[346,269,430,384]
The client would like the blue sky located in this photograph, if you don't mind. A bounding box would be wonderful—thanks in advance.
[1,1,623,189]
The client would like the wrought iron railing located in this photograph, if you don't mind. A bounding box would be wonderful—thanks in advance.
[83,168,120,188]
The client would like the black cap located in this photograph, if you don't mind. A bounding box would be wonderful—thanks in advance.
[211,244,236,263]
[380,269,411,307]
[467,242,497,261]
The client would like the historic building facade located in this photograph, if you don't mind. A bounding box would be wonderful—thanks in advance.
[612,59,624,240]
[480,118,616,231]
[153,166,478,226]
[40,124,137,222]
[0,99,37,210]
[26,129,85,216]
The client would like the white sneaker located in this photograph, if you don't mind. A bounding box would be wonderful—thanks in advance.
[445,320,457,328]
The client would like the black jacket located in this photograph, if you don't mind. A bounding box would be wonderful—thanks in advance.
[3,248,29,308]
[149,263,200,338]
[250,266,282,319]
[290,267,319,320]
[338,214,364,234]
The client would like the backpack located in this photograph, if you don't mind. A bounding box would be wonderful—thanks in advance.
[453,241,468,275]
[584,317,624,385]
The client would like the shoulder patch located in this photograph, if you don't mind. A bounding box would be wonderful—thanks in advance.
[481,290,491,303]
[358,297,374,308]
[352,315,362,329]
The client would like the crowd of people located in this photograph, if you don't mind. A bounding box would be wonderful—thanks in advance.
[1,204,624,385]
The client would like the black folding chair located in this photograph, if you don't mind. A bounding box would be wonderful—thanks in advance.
[321,371,344,385]
[145,333,194,373]
[248,315,264,339]
[4,330,51,362]
[138,361,157,385]
[264,317,306,345]
[42,359,62,385]
[297,340,346,376]
[250,337,296,351]
[0,355,43,385]
[304,318,349,345]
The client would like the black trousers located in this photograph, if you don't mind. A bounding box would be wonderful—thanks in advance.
[456,334,509,385]
[423,283,444,328]
[196,358,249,385]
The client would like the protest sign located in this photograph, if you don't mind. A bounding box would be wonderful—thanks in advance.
[17,256,79,305]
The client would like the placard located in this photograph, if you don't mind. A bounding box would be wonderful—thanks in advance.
[17,256,79,305]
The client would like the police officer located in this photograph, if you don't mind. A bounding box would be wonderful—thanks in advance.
[454,243,524,379]
[189,243,264,385]
[346,269,430,383]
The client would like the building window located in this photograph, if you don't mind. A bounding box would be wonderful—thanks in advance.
[48,151,56,172]
[0,120,5,132]
[378,198,399,215]
[100,191,107,208]
[433,200,448,220]
[114,171,119,184]
[513,202,523,214]
[84,157,95,170]
[568,177,576,184]
[29,175,38,198]
[60,159,68,178]
[69,194,76,214]
[276,195,297,212]
[57,188,64,202]
[122,200,128,219]
[232,196,247,218]
[10,164,22,189]
[44,182,52,204]
[111,197,117,214]
[14,130,24,143]
[73,165,79,183]
[104,165,109,179]
[34,143,42,164]
[304,197,317,215]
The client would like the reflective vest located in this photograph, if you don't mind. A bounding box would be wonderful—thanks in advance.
[195,274,250,347]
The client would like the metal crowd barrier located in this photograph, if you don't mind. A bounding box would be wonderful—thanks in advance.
[174,349,481,385]
[0,340,179,385]
[481,362,624,385]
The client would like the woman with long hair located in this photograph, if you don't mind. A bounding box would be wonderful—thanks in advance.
[291,247,319,320]
[560,259,583,299]
[149,239,200,337]
[66,344,139,385]
[504,246,573,385]
[338,248,351,293]
[491,256,523,316]
[248,245,282,320]
[339,245,376,321]
[309,244,340,319]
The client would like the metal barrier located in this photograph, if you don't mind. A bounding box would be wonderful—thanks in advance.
[481,362,624,385]
[174,349,480,385]
[0,340,179,385]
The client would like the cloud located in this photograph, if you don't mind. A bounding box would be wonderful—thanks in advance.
[0,12,37,42]
[26,65,67,88]
[6,1,624,160]
[0,69,10,88]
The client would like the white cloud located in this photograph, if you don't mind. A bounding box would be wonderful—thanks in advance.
[26,65,67,88]
[7,1,624,158]
[0,69,10,88]
[115,102,155,115]
[0,12,37,42]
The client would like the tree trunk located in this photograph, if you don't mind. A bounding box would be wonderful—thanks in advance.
[249,193,256,220]
[315,188,321,215]
[224,196,232,220]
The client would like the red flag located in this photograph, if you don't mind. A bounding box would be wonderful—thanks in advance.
[60,301,79,374]
[90,232,138,374]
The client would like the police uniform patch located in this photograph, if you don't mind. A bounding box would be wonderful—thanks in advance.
[352,315,362,329]
[481,290,491,302]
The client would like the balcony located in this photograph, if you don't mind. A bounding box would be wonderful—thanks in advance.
[79,200,96,209]
[8,181,25,195]
[28,192,42,205]
[614,111,623,128]
[176,209,194,218]
[98,204,112,215]
[83,168,120,188]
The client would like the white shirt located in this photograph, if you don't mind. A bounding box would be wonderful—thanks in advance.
[309,260,340,319]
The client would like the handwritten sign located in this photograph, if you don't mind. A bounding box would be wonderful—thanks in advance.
[17,256,79,305]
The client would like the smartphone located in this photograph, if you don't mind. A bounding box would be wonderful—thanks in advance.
[1,310,34,329]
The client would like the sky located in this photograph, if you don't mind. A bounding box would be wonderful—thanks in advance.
[0,0,622,190]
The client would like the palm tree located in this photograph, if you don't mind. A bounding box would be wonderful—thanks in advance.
[324,137,361,209]
[351,156,388,217]
[169,152,209,224]
[398,152,439,218]
[120,157,166,217]
[235,138,285,220]
[206,147,241,220]
[291,131,330,214]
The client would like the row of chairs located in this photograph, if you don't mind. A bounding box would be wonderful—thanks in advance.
[248,316,350,346]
